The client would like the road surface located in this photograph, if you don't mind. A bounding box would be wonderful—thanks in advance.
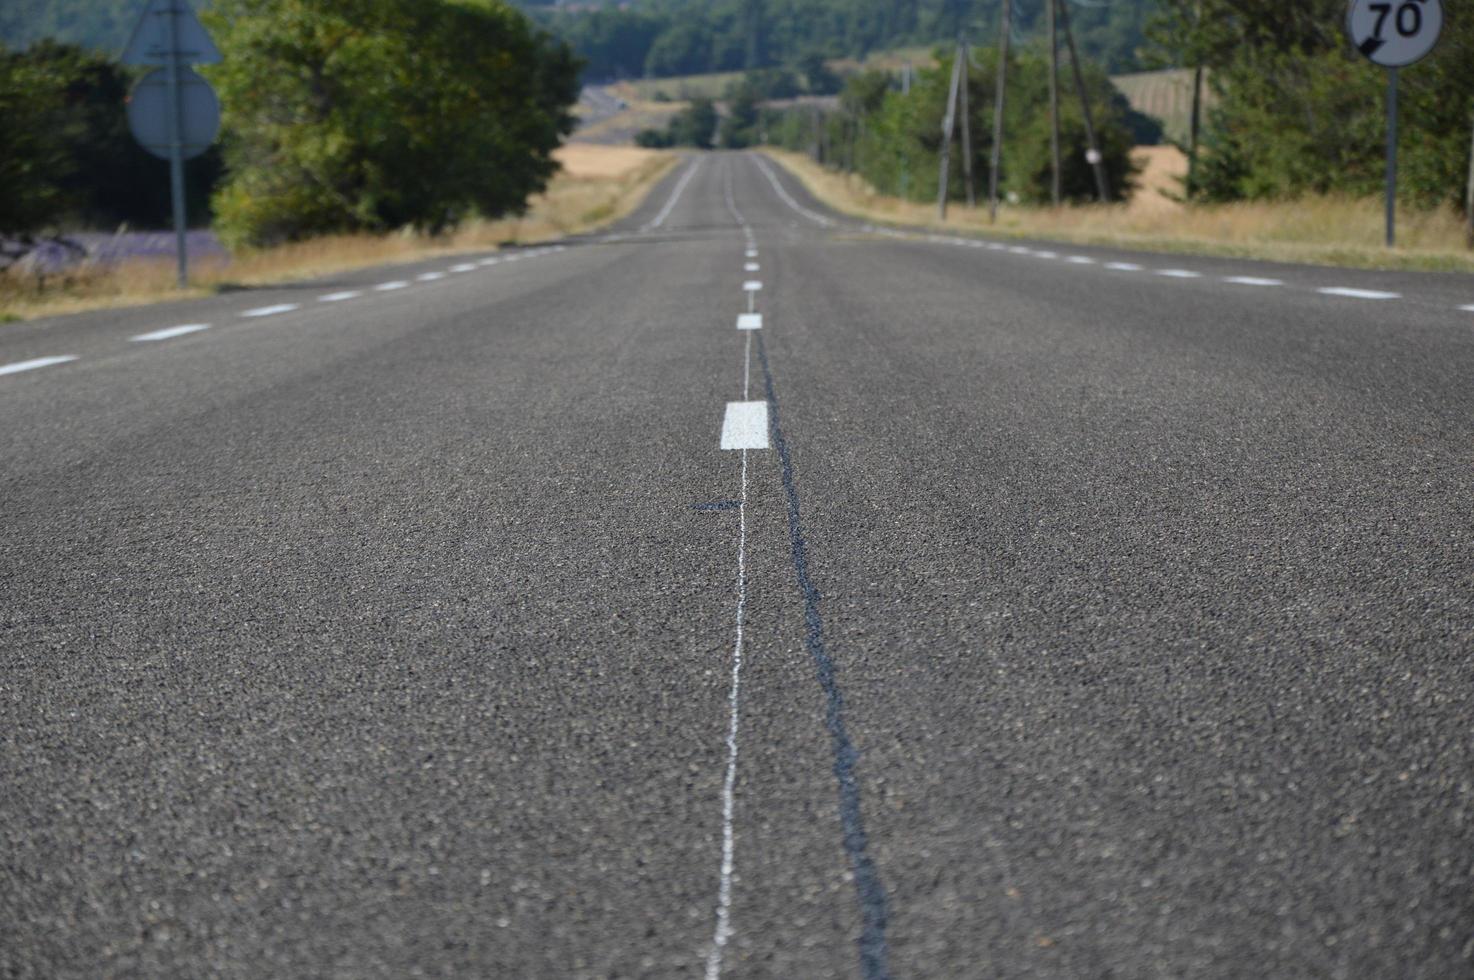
[4,153,1473,979]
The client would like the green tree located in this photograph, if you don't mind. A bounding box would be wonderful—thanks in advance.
[203,0,579,247]
[0,51,70,241]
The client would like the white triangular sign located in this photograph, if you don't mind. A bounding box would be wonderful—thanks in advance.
[122,0,222,66]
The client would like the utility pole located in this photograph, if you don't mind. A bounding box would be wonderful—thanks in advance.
[1058,0,1110,202]
[1048,0,1061,206]
[1465,110,1474,246]
[1186,1,1203,199]
[959,38,975,208]
[989,0,1012,221]
[937,49,963,220]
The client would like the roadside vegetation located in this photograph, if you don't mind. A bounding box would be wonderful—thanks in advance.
[0,146,674,322]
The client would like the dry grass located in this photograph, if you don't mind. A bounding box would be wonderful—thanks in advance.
[0,146,677,322]
[762,147,1474,273]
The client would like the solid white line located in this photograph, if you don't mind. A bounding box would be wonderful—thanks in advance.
[737,313,762,330]
[720,401,768,450]
[318,290,362,303]
[1105,262,1142,272]
[704,442,749,980]
[0,355,77,376]
[1318,287,1400,300]
[417,272,446,282]
[744,263,760,272]
[750,154,834,227]
[646,158,702,230]
[1225,276,1284,286]
[1156,269,1202,278]
[241,304,299,317]
[449,263,478,273]
[374,281,409,291]
[130,323,210,342]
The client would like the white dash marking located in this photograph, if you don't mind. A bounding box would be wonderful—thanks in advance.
[1156,268,1202,278]
[1105,262,1143,272]
[478,258,500,266]
[450,263,478,273]
[130,323,210,342]
[0,355,77,376]
[745,249,758,258]
[744,262,760,272]
[1459,304,1474,313]
[1318,287,1400,300]
[1066,256,1095,264]
[318,290,361,303]
[720,401,768,450]
[374,281,409,291]
[1034,250,1058,259]
[417,272,446,282]
[737,313,762,331]
[241,303,299,317]
[1225,276,1283,287]
[743,281,762,293]
[987,243,1005,251]
[1009,246,1032,254]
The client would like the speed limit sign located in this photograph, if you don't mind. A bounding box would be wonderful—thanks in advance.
[1347,0,1442,67]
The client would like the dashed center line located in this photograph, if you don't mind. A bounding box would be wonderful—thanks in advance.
[131,324,210,342]
[417,272,446,282]
[0,355,77,376]
[1157,269,1202,278]
[1225,276,1283,287]
[1067,256,1095,264]
[1105,262,1143,272]
[737,313,763,330]
[318,290,362,303]
[449,263,478,273]
[744,263,760,272]
[241,304,299,318]
[743,281,762,292]
[374,281,409,291]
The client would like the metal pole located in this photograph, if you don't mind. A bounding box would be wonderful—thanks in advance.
[989,0,1012,222]
[1386,68,1397,248]
[166,0,189,287]
[1058,0,1110,202]
[959,40,975,208]
[1048,0,1061,207]
[937,51,963,220]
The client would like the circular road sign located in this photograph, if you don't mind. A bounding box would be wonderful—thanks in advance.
[1347,0,1443,68]
[127,67,220,160]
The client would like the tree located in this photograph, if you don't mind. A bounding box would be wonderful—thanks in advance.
[0,50,70,245]
[203,0,579,247]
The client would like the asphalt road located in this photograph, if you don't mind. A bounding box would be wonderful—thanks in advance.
[4,152,1473,979]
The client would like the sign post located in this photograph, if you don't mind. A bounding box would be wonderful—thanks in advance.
[1347,0,1442,248]
[123,0,222,288]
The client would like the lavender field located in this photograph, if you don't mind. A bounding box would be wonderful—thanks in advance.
[8,230,229,275]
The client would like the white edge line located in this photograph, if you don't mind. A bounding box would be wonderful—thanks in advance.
[241,304,300,317]
[130,323,211,342]
[1318,287,1401,300]
[0,355,78,376]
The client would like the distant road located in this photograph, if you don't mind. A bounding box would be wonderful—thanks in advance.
[3,152,1473,979]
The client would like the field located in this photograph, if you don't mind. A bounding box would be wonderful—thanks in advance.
[761,147,1474,273]
[1112,68,1210,145]
[0,145,676,322]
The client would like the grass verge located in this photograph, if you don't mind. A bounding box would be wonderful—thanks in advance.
[761,148,1474,274]
[1,146,677,322]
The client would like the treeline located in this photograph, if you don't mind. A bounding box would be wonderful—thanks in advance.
[761,51,1149,205]
[1,0,577,253]
[1152,0,1474,207]
[528,0,1155,82]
